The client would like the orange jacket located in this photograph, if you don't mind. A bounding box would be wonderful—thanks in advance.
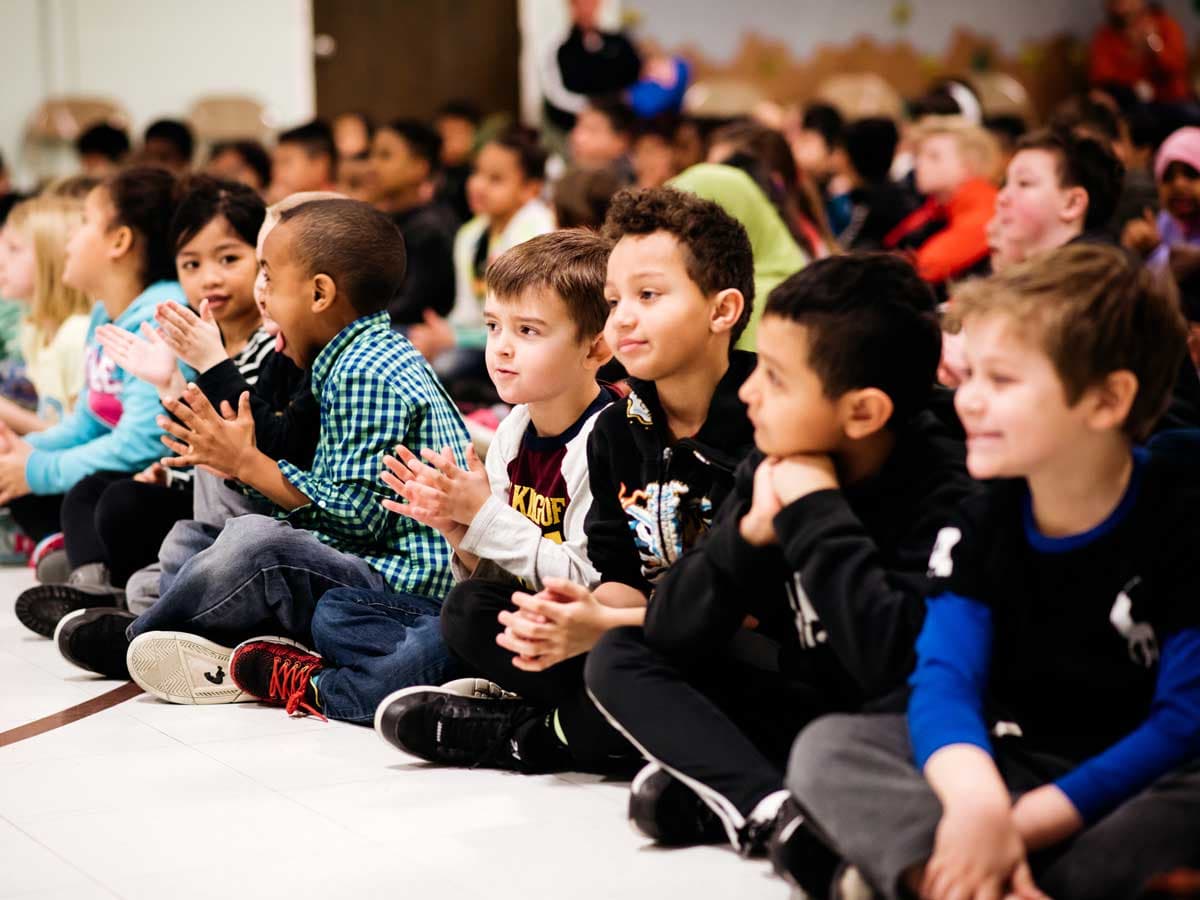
[1090,12,1190,103]
[888,178,998,285]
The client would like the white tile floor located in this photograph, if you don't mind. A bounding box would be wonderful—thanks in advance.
[0,567,791,899]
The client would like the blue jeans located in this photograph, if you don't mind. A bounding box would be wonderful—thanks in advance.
[129,514,387,645]
[311,588,463,723]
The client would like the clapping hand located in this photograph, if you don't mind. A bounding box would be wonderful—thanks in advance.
[154,300,228,373]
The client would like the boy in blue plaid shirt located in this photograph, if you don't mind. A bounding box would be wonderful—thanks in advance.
[56,199,470,723]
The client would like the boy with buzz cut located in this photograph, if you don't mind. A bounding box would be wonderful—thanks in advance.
[372,229,620,742]
[584,253,977,866]
[381,187,759,774]
[55,199,470,718]
[789,244,1200,899]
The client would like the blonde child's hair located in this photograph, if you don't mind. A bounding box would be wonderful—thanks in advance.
[912,115,1002,182]
[6,196,93,334]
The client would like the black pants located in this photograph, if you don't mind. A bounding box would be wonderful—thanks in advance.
[18,471,193,586]
[440,577,636,771]
[586,626,829,828]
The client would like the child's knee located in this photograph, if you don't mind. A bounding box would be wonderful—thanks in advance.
[583,626,646,707]
[787,715,858,803]
[439,581,504,650]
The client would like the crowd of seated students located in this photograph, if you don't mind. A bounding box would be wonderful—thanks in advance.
[1,11,1200,895]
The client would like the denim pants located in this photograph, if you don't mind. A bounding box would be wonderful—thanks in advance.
[128,514,387,646]
[310,588,463,723]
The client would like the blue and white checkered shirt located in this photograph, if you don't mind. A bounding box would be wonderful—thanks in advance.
[277,312,468,598]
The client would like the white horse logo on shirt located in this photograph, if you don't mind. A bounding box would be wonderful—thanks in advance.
[1109,576,1159,668]
[927,527,962,578]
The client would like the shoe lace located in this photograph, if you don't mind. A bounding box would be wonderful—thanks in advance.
[267,656,327,722]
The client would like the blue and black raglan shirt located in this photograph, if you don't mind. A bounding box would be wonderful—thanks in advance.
[907,447,1200,824]
[276,312,469,600]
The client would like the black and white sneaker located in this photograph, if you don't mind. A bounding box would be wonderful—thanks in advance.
[55,608,136,678]
[126,631,247,704]
[374,686,556,772]
[439,677,519,700]
[768,806,843,896]
[16,582,122,638]
[629,764,729,847]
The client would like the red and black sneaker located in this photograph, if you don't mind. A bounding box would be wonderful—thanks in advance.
[229,638,327,721]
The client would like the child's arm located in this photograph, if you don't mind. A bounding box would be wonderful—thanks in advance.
[771,454,968,700]
[0,395,54,434]
[1022,627,1200,844]
[580,422,655,595]
[23,374,166,494]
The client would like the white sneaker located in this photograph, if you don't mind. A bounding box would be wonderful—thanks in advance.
[126,631,247,705]
[439,677,519,700]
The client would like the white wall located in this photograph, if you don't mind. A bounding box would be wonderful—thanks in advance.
[626,0,1200,61]
[0,0,316,189]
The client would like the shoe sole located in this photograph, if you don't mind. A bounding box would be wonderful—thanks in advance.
[127,632,247,705]
[16,585,120,638]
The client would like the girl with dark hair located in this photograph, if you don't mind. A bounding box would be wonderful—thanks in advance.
[12,176,275,639]
[0,168,188,608]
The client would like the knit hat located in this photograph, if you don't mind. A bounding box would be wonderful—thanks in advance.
[1154,127,1200,182]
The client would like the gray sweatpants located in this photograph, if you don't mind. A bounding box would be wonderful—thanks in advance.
[125,471,271,614]
[787,714,1200,900]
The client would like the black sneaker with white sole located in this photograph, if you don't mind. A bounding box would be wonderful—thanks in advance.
[629,764,729,846]
[374,686,563,772]
[768,806,843,897]
[126,631,247,704]
[739,794,807,858]
[16,584,123,638]
[55,608,136,678]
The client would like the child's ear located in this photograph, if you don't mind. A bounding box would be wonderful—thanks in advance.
[710,288,746,336]
[1061,185,1089,225]
[839,388,894,440]
[585,331,613,370]
[310,273,337,313]
[109,224,134,262]
[1085,369,1138,432]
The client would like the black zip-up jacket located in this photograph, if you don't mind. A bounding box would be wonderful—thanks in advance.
[583,351,757,597]
[644,409,978,709]
[193,349,319,470]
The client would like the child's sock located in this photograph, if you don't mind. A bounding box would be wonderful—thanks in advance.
[306,672,323,711]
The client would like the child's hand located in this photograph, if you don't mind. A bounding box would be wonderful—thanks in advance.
[1121,208,1162,257]
[133,462,168,486]
[497,577,615,671]
[1009,784,1083,853]
[380,445,468,546]
[740,458,782,546]
[406,309,456,362]
[97,322,181,393]
[154,300,228,374]
[770,453,838,506]
[420,443,490,525]
[0,429,32,504]
[922,802,1043,900]
[158,386,257,480]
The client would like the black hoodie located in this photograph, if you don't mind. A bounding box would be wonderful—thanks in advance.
[583,350,757,597]
[644,409,979,710]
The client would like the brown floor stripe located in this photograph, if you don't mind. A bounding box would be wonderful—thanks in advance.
[0,682,144,748]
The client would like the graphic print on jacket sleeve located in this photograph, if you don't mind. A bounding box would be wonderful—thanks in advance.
[85,344,124,426]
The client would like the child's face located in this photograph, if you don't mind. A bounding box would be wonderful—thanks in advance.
[207,149,265,192]
[793,130,834,180]
[993,149,1080,256]
[954,312,1092,480]
[1160,161,1200,224]
[370,129,429,198]
[258,221,318,367]
[0,226,35,301]
[604,231,727,382]
[254,218,281,347]
[738,315,843,457]
[467,143,539,221]
[63,186,115,296]
[570,109,628,169]
[271,144,329,197]
[436,115,476,167]
[175,215,259,325]
[483,289,602,407]
[633,134,676,189]
[915,133,971,198]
